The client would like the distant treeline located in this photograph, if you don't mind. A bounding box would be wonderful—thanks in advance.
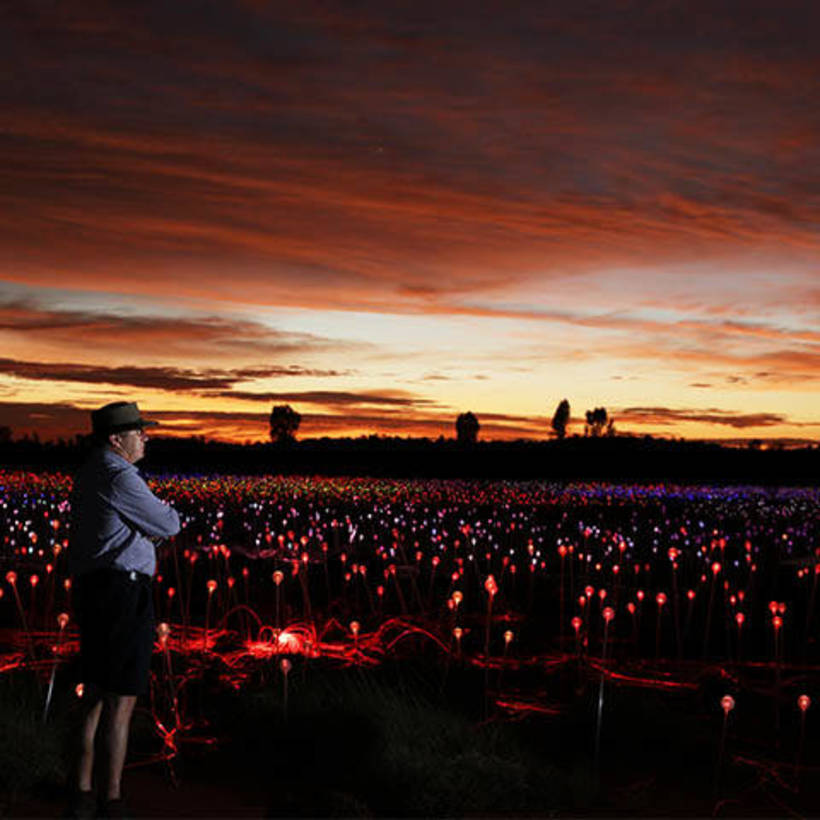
[0,435,817,485]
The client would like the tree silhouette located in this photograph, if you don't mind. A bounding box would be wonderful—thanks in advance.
[551,399,570,439]
[269,404,301,444]
[455,411,479,444]
[584,407,609,437]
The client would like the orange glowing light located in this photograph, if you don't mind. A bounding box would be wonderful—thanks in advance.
[453,627,463,641]
[76,683,85,698]
[798,694,811,712]
[273,570,284,586]
[206,579,217,594]
[484,575,498,598]
[350,620,360,637]
[452,590,463,607]
[29,574,39,588]
[5,571,17,585]
[721,695,735,714]
[57,612,69,629]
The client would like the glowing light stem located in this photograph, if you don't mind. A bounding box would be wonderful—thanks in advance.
[298,564,312,620]
[204,586,214,652]
[184,558,195,644]
[483,594,494,660]
[794,704,808,791]
[593,613,612,792]
[702,574,717,658]
[42,615,67,723]
[427,561,438,609]
[392,572,409,616]
[655,607,663,659]
[773,619,782,753]
[558,553,566,644]
[171,545,188,644]
[8,578,33,655]
[803,568,818,663]
[671,568,682,660]
[714,701,732,796]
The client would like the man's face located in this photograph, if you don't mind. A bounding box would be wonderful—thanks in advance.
[109,427,148,463]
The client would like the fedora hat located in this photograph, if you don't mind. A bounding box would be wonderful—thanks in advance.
[91,402,159,436]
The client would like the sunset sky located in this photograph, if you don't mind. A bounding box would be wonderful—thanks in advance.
[1,1,818,444]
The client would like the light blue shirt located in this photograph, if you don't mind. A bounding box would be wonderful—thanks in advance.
[69,447,180,577]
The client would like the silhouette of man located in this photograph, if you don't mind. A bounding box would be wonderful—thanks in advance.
[68,402,180,818]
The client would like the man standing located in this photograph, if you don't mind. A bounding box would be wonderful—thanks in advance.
[68,402,180,818]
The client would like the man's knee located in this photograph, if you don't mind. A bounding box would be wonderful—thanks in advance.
[106,694,137,723]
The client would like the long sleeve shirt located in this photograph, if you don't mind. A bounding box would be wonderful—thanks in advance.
[69,447,180,577]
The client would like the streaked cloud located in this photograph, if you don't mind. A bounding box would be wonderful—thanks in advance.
[0,1,818,443]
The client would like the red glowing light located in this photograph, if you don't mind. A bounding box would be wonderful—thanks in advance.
[350,620,360,636]
[602,606,614,622]
[75,683,84,698]
[627,602,636,615]
[584,585,595,598]
[206,579,217,594]
[57,612,69,629]
[687,589,695,601]
[29,574,39,588]
[273,570,284,586]
[5,571,17,585]
[571,616,582,632]
[772,615,783,630]
[280,658,292,674]
[735,612,745,626]
[798,694,811,712]
[721,695,735,714]
[636,590,645,602]
[452,590,463,607]
[711,562,721,575]
[656,592,667,607]
[768,600,778,615]
[504,630,514,645]
[484,575,498,597]
[558,545,567,558]
[453,627,463,641]
[598,588,607,601]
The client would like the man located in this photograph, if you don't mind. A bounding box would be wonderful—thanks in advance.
[68,402,180,819]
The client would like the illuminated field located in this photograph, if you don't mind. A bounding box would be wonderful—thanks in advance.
[1,471,818,812]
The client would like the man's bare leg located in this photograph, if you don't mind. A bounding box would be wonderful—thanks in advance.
[78,697,104,792]
[104,694,137,801]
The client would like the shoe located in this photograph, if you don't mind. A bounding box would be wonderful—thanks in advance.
[66,790,96,819]
[98,798,134,819]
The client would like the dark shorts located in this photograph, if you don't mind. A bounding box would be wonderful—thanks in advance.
[74,569,155,696]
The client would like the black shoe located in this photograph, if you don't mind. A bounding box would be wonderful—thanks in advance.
[98,798,134,819]
[66,790,96,819]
